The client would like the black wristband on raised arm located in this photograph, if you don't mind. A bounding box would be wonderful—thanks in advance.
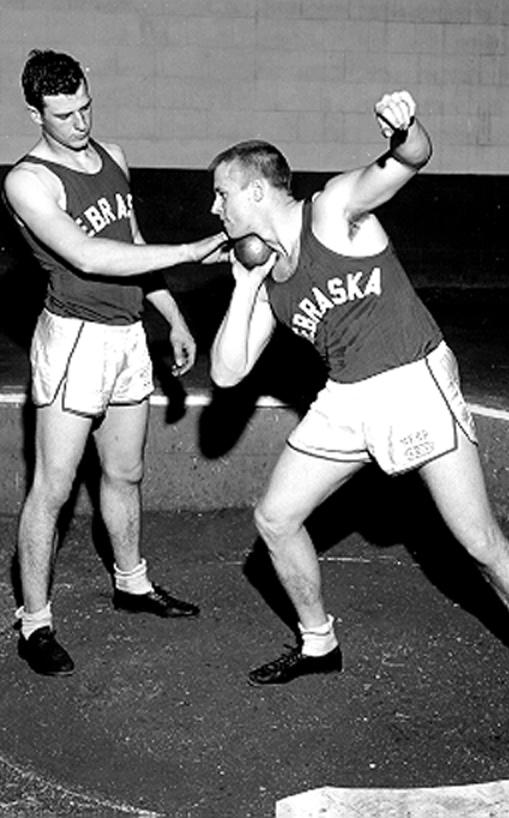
[390,119,431,171]
[391,151,430,171]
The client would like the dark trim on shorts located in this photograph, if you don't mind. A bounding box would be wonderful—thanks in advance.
[108,393,153,408]
[59,321,86,411]
[424,354,477,447]
[31,320,86,411]
[33,393,152,420]
[286,439,372,465]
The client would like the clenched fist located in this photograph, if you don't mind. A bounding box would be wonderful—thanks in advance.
[374,90,416,138]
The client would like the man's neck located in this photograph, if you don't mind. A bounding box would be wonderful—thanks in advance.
[32,136,100,173]
[263,198,303,283]
[269,197,303,258]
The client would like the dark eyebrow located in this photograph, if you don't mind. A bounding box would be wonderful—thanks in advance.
[56,97,92,117]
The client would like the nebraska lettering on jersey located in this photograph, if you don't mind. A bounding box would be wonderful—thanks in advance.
[75,191,133,237]
[266,199,443,382]
[292,266,382,341]
[15,140,143,325]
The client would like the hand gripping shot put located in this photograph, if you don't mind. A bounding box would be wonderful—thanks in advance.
[233,234,273,269]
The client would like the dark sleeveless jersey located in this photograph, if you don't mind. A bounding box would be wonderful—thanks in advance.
[15,140,143,324]
[266,200,443,383]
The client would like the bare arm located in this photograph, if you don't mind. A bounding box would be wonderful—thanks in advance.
[210,256,277,388]
[146,288,197,375]
[314,90,432,233]
[3,161,226,277]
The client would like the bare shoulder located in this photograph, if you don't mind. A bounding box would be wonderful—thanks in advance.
[310,170,386,253]
[4,159,62,208]
[310,171,356,234]
[313,169,362,216]
[98,141,129,174]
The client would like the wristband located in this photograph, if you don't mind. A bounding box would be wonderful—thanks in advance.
[391,150,431,171]
[390,121,431,170]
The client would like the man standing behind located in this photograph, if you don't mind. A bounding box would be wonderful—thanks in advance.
[209,91,509,685]
[3,49,226,676]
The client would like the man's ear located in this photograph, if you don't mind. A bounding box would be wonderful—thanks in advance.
[27,105,43,127]
[251,178,265,202]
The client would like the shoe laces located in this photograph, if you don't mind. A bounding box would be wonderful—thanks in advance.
[260,644,302,673]
[151,584,173,602]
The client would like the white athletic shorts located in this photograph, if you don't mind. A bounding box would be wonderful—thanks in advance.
[287,341,477,475]
[31,309,154,416]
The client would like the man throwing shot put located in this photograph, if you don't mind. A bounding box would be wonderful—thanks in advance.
[3,49,226,676]
[209,90,509,685]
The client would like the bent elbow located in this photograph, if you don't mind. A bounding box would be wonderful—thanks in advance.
[77,259,96,275]
[68,238,109,275]
[67,246,97,275]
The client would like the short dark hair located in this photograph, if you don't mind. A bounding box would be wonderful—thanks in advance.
[21,49,86,112]
[209,140,292,191]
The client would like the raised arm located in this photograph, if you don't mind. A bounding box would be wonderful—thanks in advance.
[210,256,277,388]
[3,162,226,277]
[314,90,432,228]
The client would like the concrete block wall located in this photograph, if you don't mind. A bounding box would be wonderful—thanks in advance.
[2,396,509,518]
[0,0,508,173]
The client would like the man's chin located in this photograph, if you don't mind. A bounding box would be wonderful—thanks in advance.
[71,136,90,150]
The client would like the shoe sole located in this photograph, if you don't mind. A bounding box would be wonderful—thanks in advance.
[248,666,342,686]
[247,663,344,687]
[18,650,75,677]
[32,667,75,677]
[20,660,75,677]
[114,605,199,618]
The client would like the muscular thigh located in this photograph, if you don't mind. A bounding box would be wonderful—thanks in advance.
[94,400,149,478]
[33,398,93,488]
[418,424,496,544]
[258,444,364,526]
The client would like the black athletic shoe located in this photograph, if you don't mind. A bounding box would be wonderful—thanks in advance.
[18,627,74,677]
[113,583,200,618]
[248,644,342,686]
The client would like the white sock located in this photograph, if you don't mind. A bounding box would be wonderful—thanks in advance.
[16,602,53,641]
[114,558,153,595]
[298,614,337,657]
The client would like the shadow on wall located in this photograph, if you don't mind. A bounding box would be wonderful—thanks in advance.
[0,183,47,352]
[198,325,327,458]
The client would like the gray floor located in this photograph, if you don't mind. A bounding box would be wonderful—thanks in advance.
[1,508,509,817]
[0,287,509,817]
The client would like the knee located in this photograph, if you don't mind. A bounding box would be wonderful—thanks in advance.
[29,467,74,512]
[463,519,506,566]
[102,457,144,488]
[254,500,295,547]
